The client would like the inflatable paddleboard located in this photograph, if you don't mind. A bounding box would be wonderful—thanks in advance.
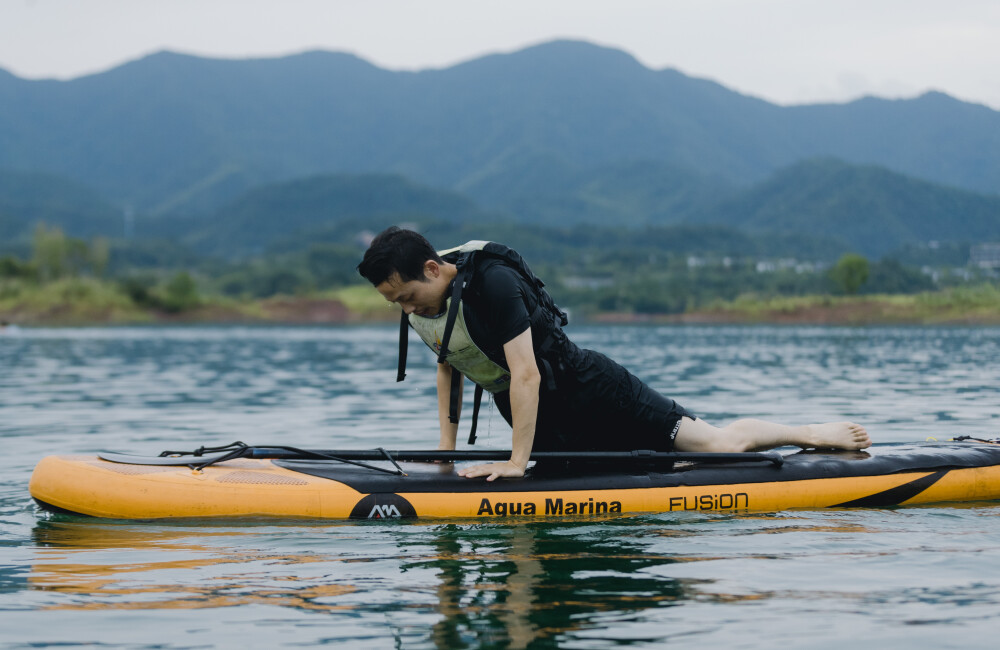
[29,441,1000,520]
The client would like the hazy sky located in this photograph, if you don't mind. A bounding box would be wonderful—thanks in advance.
[2,0,999,110]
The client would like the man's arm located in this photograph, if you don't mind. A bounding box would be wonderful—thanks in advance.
[457,328,540,481]
[437,361,461,450]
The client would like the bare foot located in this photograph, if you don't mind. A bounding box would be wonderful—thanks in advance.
[805,422,871,450]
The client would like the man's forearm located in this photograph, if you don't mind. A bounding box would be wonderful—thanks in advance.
[508,374,540,469]
[456,328,539,481]
[437,362,460,449]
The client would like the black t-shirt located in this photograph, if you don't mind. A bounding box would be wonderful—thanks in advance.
[461,259,534,363]
[458,258,693,452]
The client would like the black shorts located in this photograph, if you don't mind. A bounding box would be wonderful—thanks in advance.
[496,350,694,452]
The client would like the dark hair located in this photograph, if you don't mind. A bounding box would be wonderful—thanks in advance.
[357,227,442,286]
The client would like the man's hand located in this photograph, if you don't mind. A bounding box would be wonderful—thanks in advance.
[457,460,525,481]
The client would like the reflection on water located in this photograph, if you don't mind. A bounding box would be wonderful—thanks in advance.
[30,521,354,612]
[3,326,1000,647]
[27,517,702,647]
[20,507,1000,648]
[409,521,693,648]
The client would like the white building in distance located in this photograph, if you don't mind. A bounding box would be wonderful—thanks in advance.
[970,243,1000,269]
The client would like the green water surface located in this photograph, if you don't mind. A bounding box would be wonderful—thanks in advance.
[2,325,999,648]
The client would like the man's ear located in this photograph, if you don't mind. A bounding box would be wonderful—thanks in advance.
[424,259,440,279]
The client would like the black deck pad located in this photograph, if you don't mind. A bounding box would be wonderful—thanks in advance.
[273,442,1000,494]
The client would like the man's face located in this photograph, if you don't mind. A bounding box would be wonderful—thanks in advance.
[375,262,448,317]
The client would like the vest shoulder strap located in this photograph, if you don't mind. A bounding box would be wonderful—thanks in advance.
[444,241,568,328]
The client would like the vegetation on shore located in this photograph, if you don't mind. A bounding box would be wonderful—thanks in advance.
[5,272,1000,328]
[673,284,1000,325]
[3,224,999,327]
[7,278,1000,327]
[0,275,398,326]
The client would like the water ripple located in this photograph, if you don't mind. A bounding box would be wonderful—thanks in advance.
[2,325,1000,648]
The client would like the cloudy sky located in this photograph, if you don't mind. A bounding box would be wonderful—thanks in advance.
[2,0,999,110]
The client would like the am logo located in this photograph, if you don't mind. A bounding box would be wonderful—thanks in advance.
[349,493,417,519]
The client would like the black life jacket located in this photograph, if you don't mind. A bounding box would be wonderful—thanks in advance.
[396,241,569,444]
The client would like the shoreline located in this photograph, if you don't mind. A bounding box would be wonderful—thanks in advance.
[4,286,1000,328]
[592,288,1000,326]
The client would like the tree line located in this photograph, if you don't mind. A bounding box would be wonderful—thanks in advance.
[1,225,200,313]
[1,222,989,318]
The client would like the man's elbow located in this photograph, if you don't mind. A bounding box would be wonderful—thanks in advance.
[512,366,541,390]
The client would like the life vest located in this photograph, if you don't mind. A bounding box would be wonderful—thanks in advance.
[397,241,569,444]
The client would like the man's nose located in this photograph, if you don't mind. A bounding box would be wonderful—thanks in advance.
[402,303,416,315]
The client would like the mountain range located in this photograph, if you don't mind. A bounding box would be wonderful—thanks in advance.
[2,40,999,259]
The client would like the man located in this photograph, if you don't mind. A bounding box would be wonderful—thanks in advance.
[358,227,870,481]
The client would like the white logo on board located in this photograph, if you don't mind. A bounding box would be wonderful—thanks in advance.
[368,504,402,519]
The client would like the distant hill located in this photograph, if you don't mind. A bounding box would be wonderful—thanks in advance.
[4,159,997,262]
[460,158,735,227]
[0,170,122,245]
[171,160,1000,260]
[180,173,492,256]
[705,159,1000,257]
[1,40,998,219]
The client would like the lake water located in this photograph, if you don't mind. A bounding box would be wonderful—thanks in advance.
[2,325,1000,648]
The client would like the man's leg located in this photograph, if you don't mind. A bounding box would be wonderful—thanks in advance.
[673,417,870,453]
